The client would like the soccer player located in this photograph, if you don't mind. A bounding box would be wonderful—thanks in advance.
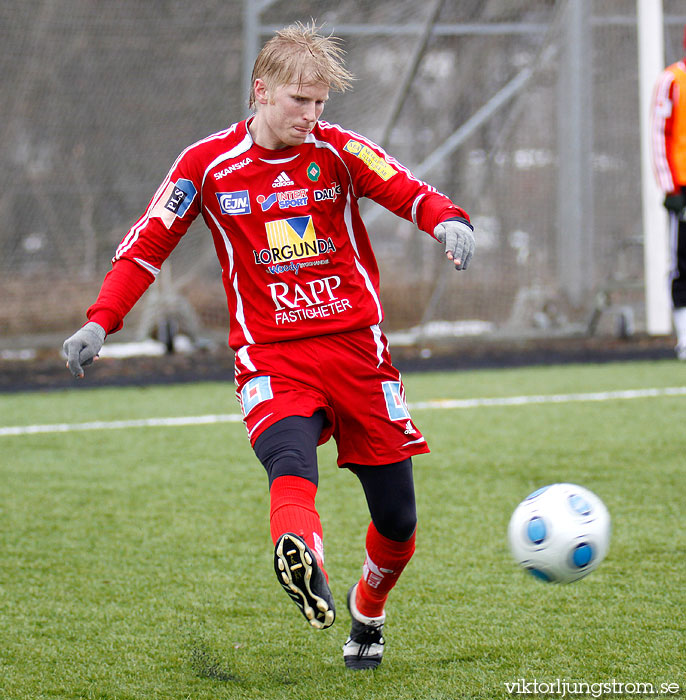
[62,22,475,669]
[650,25,686,360]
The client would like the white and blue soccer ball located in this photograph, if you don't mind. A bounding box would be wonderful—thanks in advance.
[507,483,611,583]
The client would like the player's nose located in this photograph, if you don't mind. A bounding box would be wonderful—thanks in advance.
[302,102,317,123]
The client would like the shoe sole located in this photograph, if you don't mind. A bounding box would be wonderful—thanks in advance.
[275,534,335,630]
[344,655,383,670]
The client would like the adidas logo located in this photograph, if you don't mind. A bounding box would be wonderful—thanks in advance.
[272,171,294,188]
[403,420,416,435]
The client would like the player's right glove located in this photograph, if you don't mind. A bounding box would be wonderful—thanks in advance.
[62,321,106,378]
[663,187,686,215]
[434,217,475,271]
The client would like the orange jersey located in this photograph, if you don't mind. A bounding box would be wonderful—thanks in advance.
[651,60,686,191]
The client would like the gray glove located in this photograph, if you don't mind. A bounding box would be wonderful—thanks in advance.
[62,321,106,378]
[434,218,475,271]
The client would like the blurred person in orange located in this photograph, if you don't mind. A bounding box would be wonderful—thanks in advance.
[651,25,686,359]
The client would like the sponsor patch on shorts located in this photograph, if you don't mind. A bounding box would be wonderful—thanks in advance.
[381,380,411,421]
[240,375,274,416]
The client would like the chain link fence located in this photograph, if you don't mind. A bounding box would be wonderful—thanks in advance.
[1,0,685,352]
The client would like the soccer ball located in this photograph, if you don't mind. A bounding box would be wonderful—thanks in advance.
[507,483,611,583]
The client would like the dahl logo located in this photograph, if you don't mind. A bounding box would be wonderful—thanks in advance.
[314,182,342,202]
[307,162,321,182]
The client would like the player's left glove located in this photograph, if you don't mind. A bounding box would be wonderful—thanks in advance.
[434,218,475,271]
[62,321,106,379]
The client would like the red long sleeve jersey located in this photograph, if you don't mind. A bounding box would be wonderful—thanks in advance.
[88,118,469,352]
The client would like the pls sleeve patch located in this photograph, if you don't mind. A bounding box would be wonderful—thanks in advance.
[151,178,197,229]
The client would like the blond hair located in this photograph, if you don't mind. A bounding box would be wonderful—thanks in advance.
[249,21,354,110]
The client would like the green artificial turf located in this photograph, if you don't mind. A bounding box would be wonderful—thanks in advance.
[0,360,684,699]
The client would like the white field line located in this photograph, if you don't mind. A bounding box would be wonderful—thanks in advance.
[0,414,245,437]
[1,386,685,438]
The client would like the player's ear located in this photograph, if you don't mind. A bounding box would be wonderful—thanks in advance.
[253,79,270,107]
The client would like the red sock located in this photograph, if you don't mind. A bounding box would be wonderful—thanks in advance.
[356,521,416,617]
[269,475,327,580]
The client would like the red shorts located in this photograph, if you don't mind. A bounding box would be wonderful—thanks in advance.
[234,326,429,467]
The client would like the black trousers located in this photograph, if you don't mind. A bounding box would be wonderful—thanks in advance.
[669,211,686,308]
[253,412,417,542]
